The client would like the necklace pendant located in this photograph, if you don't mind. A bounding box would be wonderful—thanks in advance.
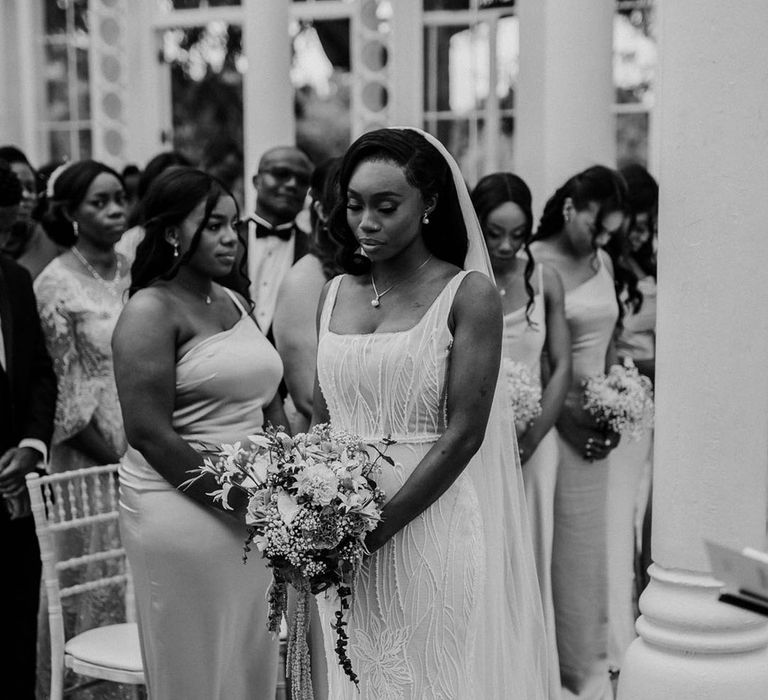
[371,298,380,308]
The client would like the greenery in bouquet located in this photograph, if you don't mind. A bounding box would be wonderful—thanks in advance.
[502,358,543,434]
[183,423,392,700]
[582,357,654,441]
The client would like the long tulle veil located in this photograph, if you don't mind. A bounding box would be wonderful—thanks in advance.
[402,127,555,698]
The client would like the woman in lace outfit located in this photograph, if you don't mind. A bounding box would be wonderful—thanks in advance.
[312,128,551,699]
[34,159,130,699]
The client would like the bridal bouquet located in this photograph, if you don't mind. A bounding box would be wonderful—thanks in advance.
[184,423,391,700]
[502,358,543,434]
[582,358,654,441]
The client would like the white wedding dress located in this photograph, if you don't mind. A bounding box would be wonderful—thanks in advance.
[316,271,551,699]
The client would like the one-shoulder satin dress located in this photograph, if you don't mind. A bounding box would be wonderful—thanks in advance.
[119,290,282,700]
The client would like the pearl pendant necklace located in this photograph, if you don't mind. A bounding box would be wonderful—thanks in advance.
[370,255,433,308]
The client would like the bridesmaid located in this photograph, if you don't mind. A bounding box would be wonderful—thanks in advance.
[34,159,131,699]
[471,172,570,697]
[603,164,658,671]
[113,167,287,700]
[531,165,627,700]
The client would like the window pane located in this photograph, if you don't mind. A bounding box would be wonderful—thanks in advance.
[78,128,93,160]
[424,24,479,114]
[496,15,518,109]
[76,47,90,120]
[614,6,656,106]
[74,0,90,33]
[48,129,73,163]
[616,112,649,168]
[292,19,352,164]
[44,0,67,36]
[45,43,70,121]
[424,0,470,10]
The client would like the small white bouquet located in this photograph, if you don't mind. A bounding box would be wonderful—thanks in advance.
[582,357,654,441]
[502,358,543,434]
[184,423,393,700]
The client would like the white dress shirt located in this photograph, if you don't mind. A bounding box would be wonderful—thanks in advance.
[247,214,297,332]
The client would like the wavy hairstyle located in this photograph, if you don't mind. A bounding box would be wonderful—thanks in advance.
[533,164,637,318]
[471,172,536,325]
[620,162,658,279]
[309,156,343,280]
[41,159,124,247]
[328,128,468,274]
[129,166,248,300]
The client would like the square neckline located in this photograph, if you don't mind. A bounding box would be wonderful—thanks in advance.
[325,271,466,338]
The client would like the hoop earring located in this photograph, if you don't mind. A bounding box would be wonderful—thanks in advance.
[72,221,79,238]
[422,211,430,225]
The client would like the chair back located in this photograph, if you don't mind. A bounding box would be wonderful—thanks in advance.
[26,464,134,695]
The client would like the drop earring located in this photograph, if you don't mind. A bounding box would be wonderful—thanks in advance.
[422,210,430,225]
[72,221,79,238]
[172,240,179,258]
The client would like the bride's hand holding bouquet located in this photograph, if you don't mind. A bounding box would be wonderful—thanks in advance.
[184,423,393,700]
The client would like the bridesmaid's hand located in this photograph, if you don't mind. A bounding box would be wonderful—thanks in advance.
[557,404,620,462]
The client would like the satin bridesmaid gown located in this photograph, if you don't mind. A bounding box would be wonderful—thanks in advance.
[119,290,282,700]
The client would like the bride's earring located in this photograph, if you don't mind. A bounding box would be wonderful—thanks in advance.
[422,210,430,225]
[172,240,179,258]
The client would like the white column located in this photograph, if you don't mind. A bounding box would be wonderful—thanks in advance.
[618,1,768,698]
[515,0,615,215]
[242,0,294,215]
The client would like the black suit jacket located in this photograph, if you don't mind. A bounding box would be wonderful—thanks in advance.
[0,255,57,455]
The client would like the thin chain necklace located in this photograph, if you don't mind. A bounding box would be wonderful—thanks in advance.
[370,255,433,308]
[176,280,213,305]
[71,246,123,298]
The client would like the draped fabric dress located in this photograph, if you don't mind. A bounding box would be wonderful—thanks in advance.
[552,252,619,700]
[607,275,656,669]
[315,271,551,700]
[34,257,131,700]
[119,290,282,700]
[502,263,560,696]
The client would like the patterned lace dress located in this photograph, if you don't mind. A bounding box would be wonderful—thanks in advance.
[315,271,486,699]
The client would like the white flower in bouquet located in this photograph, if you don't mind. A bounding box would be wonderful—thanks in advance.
[502,358,543,433]
[582,357,654,441]
[183,423,394,700]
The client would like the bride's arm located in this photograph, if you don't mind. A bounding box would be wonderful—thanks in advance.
[113,291,247,517]
[310,280,333,429]
[365,272,502,553]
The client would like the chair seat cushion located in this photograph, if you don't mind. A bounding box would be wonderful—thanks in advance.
[65,623,143,672]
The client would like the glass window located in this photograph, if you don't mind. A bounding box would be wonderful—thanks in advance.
[40,0,92,161]
[614,0,655,167]
[423,6,517,185]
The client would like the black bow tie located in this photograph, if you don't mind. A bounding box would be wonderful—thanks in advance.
[253,219,294,242]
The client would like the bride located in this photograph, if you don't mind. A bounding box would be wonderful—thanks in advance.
[312,128,553,699]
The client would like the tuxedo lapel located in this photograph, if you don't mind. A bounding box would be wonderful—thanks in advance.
[0,262,14,381]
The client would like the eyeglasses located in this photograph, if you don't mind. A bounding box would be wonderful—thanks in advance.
[259,167,310,189]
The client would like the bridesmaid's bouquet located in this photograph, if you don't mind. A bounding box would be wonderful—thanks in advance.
[502,358,543,435]
[184,423,391,700]
[582,358,654,441]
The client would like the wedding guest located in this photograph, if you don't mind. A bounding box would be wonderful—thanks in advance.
[33,159,130,697]
[531,165,627,700]
[603,163,658,672]
[273,156,342,433]
[114,166,287,700]
[228,145,313,333]
[472,171,570,697]
[0,160,57,700]
[116,150,192,262]
[121,163,141,220]
[0,146,63,278]
[313,127,552,698]
[201,136,245,212]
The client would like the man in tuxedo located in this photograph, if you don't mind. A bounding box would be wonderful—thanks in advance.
[0,161,57,699]
[231,145,313,333]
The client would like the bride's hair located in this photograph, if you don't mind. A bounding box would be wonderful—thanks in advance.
[129,166,247,298]
[328,128,468,274]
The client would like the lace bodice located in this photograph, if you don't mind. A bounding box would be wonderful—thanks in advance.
[317,272,468,443]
